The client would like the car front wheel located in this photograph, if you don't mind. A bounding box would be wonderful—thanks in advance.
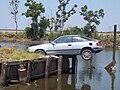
[35,50,46,55]
[81,49,93,61]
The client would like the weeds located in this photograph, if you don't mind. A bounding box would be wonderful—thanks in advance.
[0,47,44,61]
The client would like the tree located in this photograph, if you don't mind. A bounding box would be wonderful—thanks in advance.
[51,0,77,32]
[38,17,50,38]
[24,27,32,39]
[63,26,83,35]
[9,0,19,34]
[80,5,104,37]
[22,0,45,40]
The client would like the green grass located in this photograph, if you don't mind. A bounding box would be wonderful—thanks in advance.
[0,47,44,61]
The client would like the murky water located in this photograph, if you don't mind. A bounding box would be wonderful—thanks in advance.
[0,42,27,50]
[0,43,120,90]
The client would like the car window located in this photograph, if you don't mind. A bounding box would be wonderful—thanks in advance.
[72,36,84,42]
[81,36,93,41]
[54,36,72,43]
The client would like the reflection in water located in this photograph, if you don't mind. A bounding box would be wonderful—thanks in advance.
[57,75,61,90]
[3,74,76,90]
[0,87,4,90]
[76,59,102,89]
[77,69,102,89]
[62,74,76,90]
[1,49,120,90]
[67,74,72,85]
[45,78,48,90]
[106,69,116,90]
[81,84,91,90]
[0,42,27,50]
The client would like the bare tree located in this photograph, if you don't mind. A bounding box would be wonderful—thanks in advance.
[9,0,19,34]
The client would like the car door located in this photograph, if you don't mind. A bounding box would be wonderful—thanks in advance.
[71,36,86,54]
[52,36,73,55]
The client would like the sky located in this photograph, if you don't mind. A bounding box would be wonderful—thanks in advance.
[0,0,120,32]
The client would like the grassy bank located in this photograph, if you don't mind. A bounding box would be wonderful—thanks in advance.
[97,33,120,48]
[0,32,41,45]
[0,47,44,62]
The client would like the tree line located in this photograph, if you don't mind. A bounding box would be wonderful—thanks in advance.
[9,0,104,40]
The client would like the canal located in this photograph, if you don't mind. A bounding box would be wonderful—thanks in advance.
[0,42,120,90]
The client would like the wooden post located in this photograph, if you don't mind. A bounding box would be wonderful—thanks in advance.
[26,61,30,83]
[45,56,50,78]
[113,25,117,63]
[57,55,62,90]
[105,25,117,71]
[18,64,27,84]
[71,55,77,74]
[58,56,62,75]
[0,63,7,86]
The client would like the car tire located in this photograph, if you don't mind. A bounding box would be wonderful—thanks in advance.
[35,50,46,55]
[81,49,93,61]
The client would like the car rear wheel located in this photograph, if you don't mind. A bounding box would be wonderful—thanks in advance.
[35,50,46,55]
[81,49,93,61]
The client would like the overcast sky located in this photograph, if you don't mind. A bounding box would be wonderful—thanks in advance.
[0,0,120,32]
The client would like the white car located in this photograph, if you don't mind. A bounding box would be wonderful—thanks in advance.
[28,35,103,61]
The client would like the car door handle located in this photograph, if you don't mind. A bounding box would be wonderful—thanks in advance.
[68,44,72,46]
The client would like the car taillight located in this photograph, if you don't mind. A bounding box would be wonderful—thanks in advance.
[96,42,102,46]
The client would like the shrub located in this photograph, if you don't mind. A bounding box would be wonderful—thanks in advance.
[24,27,33,39]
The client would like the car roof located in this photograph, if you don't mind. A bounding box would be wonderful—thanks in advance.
[60,35,90,38]
[59,35,94,41]
[60,35,81,37]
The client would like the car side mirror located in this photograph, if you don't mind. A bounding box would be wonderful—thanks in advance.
[51,42,55,46]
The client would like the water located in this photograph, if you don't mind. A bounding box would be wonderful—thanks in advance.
[0,42,27,50]
[0,43,120,90]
